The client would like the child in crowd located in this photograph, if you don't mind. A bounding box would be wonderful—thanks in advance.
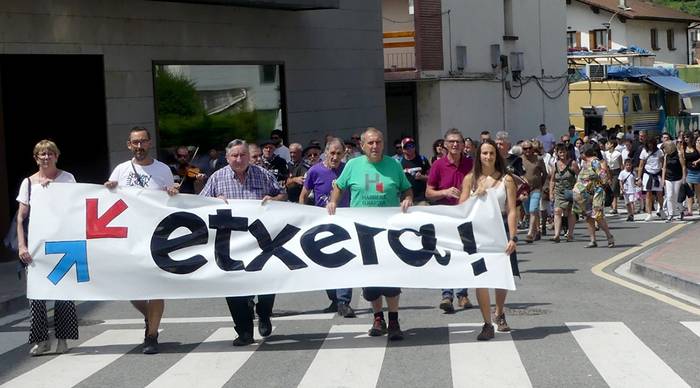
[619,158,638,221]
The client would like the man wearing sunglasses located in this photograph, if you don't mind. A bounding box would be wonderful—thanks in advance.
[398,137,430,205]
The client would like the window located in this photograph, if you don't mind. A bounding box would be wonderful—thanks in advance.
[667,29,675,50]
[590,29,609,50]
[567,31,576,49]
[632,94,643,112]
[651,28,659,50]
[153,63,286,159]
[649,94,659,111]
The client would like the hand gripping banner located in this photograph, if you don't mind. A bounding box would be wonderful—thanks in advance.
[26,183,515,300]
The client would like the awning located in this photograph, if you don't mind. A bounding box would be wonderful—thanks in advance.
[644,76,700,98]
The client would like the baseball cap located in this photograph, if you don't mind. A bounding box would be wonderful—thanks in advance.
[401,137,416,148]
[616,132,624,140]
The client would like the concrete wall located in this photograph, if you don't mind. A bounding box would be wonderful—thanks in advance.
[567,1,690,65]
[0,0,385,167]
[414,0,568,142]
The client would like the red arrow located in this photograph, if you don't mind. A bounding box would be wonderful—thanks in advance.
[85,198,128,239]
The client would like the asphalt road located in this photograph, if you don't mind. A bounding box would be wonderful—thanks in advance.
[0,215,698,388]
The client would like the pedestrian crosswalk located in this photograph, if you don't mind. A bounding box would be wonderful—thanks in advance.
[0,320,698,388]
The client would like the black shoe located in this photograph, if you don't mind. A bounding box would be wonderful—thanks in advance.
[323,301,338,313]
[143,334,159,354]
[337,303,356,318]
[477,323,494,341]
[439,298,455,314]
[387,320,404,341]
[232,332,254,346]
[258,317,272,337]
[368,317,388,336]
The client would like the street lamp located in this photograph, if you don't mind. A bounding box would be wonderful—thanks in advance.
[601,6,632,50]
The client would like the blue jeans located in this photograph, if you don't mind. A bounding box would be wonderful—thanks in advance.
[441,289,468,300]
[326,288,352,304]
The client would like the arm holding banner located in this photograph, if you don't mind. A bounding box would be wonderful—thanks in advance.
[400,188,413,213]
[326,183,342,215]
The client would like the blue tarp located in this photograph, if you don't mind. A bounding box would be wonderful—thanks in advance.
[606,66,678,81]
[644,76,700,98]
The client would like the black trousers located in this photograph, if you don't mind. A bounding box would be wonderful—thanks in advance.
[225,294,275,337]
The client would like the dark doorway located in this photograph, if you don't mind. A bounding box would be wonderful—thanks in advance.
[386,82,417,154]
[0,55,109,248]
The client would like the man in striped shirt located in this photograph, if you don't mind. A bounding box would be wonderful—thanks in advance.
[200,139,287,346]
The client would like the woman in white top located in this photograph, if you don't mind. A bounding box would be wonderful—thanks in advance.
[16,140,78,356]
[603,139,623,214]
[459,139,518,341]
[637,138,665,221]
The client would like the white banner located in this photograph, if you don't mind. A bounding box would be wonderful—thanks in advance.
[26,183,514,300]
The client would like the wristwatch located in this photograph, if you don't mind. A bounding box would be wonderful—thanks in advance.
[510,236,519,243]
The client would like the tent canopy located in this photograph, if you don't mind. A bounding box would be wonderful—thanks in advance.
[644,76,700,98]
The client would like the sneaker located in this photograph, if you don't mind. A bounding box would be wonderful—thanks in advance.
[626,215,634,222]
[368,317,388,337]
[143,334,159,354]
[477,323,495,341]
[457,295,473,309]
[610,209,618,215]
[258,317,272,337]
[29,340,52,356]
[644,214,654,222]
[337,303,356,318]
[439,298,455,313]
[323,301,338,313]
[232,332,254,346]
[387,320,404,341]
[584,241,597,248]
[494,313,511,332]
[665,216,674,223]
[55,339,69,354]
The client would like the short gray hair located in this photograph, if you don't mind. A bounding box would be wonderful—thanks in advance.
[325,137,344,152]
[443,128,464,140]
[226,139,248,155]
[361,127,384,144]
[496,131,510,141]
[289,142,303,152]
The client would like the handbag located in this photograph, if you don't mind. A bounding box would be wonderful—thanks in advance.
[604,184,614,207]
[3,178,31,254]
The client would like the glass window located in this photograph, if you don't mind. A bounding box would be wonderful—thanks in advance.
[153,64,285,162]
[632,94,642,112]
[651,28,659,50]
[667,29,675,50]
[567,31,576,49]
[649,94,659,111]
[591,29,609,50]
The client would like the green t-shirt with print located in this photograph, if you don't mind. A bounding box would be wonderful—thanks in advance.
[335,155,411,208]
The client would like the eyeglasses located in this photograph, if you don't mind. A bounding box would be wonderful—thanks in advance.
[403,144,415,149]
[130,139,150,146]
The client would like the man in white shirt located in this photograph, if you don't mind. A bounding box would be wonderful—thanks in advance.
[104,126,179,355]
[271,129,291,163]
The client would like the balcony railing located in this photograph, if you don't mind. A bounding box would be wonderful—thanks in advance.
[383,30,415,71]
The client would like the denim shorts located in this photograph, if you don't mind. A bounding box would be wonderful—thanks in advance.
[523,190,542,213]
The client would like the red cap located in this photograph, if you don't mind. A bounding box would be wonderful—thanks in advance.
[401,137,415,148]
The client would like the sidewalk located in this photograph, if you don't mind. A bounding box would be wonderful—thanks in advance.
[630,221,700,299]
[0,260,27,316]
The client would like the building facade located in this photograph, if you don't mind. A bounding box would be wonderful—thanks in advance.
[0,0,385,247]
[382,0,568,153]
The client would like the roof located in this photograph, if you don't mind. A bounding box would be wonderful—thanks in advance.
[644,76,700,97]
[575,0,700,23]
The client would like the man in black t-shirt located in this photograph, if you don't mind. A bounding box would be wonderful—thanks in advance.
[399,137,430,204]
[261,140,289,183]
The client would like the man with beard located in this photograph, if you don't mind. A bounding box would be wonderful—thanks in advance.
[270,129,290,163]
[300,138,354,317]
[104,126,179,354]
[199,139,287,346]
[169,146,206,194]
[261,140,288,183]
[327,127,413,340]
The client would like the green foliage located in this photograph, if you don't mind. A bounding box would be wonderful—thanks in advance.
[155,66,204,117]
[652,1,700,17]
[158,111,259,150]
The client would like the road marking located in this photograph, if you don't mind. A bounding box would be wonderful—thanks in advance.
[0,329,143,388]
[0,332,27,356]
[90,313,335,326]
[680,321,700,337]
[591,223,700,316]
[566,322,690,388]
[297,324,386,388]
[0,310,29,327]
[448,323,532,388]
[146,326,273,388]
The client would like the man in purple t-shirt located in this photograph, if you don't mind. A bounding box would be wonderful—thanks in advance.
[425,128,474,313]
[299,138,354,317]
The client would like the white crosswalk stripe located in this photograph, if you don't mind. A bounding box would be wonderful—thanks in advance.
[0,321,697,387]
[146,326,274,388]
[448,323,532,388]
[0,329,144,388]
[566,322,691,388]
[297,324,386,388]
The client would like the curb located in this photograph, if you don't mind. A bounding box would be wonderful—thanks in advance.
[630,260,700,299]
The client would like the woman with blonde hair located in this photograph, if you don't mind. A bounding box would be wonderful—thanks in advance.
[16,140,79,356]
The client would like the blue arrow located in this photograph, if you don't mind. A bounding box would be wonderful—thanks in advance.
[45,241,90,285]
